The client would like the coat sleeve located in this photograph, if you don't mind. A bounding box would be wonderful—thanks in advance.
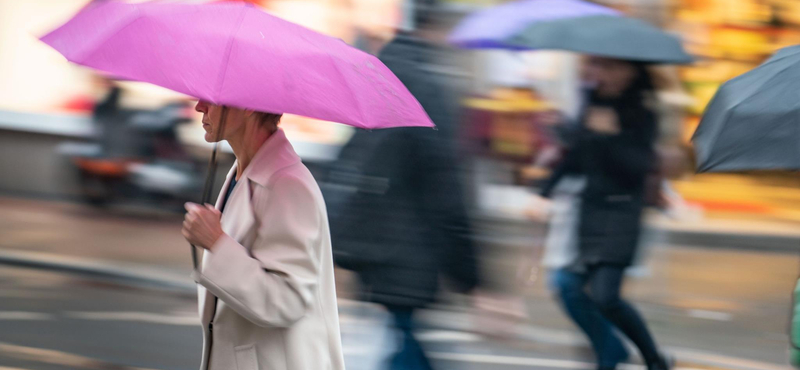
[540,144,582,198]
[192,171,322,328]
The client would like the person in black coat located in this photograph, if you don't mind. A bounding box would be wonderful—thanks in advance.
[540,57,671,370]
[325,3,479,370]
[331,34,477,308]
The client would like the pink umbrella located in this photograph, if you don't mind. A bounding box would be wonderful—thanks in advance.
[41,0,435,268]
[40,1,434,130]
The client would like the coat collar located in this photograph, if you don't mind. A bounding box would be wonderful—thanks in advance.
[212,129,300,243]
[198,129,301,325]
[236,128,302,188]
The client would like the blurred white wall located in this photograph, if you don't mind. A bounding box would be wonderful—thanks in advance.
[0,0,91,113]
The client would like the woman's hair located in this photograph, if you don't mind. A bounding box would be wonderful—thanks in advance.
[628,62,656,97]
[588,61,658,135]
[621,63,658,137]
[255,112,282,132]
[595,61,657,109]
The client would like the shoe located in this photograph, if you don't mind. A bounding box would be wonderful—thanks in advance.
[600,341,628,370]
[609,345,629,365]
[596,342,628,370]
[648,353,675,370]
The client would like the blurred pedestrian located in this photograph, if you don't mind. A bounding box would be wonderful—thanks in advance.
[526,84,629,370]
[328,1,480,369]
[528,173,630,370]
[182,102,345,370]
[91,76,128,157]
[536,56,671,370]
[92,75,121,122]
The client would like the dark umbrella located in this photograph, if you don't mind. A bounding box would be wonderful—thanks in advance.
[693,45,800,172]
[764,44,800,64]
[505,15,693,64]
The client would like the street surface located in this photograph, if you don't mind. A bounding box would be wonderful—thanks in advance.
[0,197,795,370]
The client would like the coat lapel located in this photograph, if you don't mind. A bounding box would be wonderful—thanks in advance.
[198,163,242,324]
[214,164,237,210]
[197,129,300,325]
[219,178,256,244]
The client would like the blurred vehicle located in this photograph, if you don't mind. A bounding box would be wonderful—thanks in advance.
[57,101,201,210]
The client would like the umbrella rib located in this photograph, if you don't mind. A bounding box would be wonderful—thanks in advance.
[73,7,143,65]
[330,54,367,128]
[693,91,733,171]
[214,5,249,106]
[701,64,797,171]
[299,37,367,128]
[795,96,800,171]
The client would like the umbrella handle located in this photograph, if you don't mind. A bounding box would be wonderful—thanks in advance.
[190,142,219,270]
[191,107,229,271]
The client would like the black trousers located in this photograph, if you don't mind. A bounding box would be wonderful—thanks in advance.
[587,264,661,366]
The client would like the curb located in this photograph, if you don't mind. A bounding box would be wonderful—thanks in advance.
[660,229,800,253]
[0,250,196,295]
[473,212,800,253]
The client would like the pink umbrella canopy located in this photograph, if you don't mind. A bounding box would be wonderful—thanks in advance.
[41,1,434,129]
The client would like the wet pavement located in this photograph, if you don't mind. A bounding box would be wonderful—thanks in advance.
[0,266,758,370]
[0,197,796,370]
[0,266,200,370]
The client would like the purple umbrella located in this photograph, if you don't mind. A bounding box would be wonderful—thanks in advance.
[449,0,620,49]
[41,1,434,130]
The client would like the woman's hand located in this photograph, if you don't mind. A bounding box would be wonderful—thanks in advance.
[523,194,553,222]
[586,107,620,135]
[183,202,224,251]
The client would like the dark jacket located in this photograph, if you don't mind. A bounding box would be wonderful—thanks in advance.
[328,35,479,307]
[542,91,657,267]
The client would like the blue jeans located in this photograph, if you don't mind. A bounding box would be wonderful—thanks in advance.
[386,306,435,370]
[549,269,629,368]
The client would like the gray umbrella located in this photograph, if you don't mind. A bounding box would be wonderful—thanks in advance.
[693,45,800,172]
[764,44,800,64]
[505,15,693,64]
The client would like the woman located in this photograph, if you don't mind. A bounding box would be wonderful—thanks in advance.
[181,102,345,370]
[530,174,630,370]
[540,56,671,370]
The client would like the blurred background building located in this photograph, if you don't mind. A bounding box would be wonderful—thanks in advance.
[6,0,800,222]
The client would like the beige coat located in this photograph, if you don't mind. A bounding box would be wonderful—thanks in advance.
[191,129,345,370]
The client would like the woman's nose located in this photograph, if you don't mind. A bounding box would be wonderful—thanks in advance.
[195,100,208,113]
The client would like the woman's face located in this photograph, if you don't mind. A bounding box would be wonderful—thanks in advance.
[582,57,638,98]
[194,100,248,143]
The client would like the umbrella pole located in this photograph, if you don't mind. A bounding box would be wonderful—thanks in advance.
[191,107,229,270]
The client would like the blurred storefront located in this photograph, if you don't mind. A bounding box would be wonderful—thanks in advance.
[595,0,800,221]
[667,0,800,221]
[453,0,800,222]
[672,0,800,145]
